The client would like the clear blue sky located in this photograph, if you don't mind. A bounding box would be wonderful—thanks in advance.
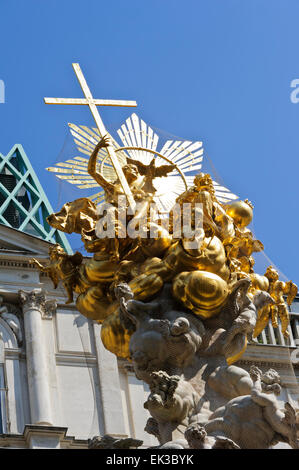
[1,0,299,284]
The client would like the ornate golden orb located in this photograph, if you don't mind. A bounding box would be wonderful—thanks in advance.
[225,200,253,227]
[172,270,229,319]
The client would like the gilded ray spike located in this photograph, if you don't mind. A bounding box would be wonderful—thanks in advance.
[46,112,239,209]
[69,123,98,145]
[65,159,88,167]
[57,175,93,181]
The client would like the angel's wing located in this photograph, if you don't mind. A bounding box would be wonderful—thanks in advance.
[283,402,297,427]
[154,164,176,178]
[125,156,148,175]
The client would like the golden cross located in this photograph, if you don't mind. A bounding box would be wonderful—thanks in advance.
[44,63,137,208]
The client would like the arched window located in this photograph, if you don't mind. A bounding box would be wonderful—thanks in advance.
[0,308,24,434]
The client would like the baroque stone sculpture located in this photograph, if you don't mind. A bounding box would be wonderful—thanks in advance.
[41,131,298,449]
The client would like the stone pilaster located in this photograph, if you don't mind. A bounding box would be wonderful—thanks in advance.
[19,289,56,426]
[93,322,127,437]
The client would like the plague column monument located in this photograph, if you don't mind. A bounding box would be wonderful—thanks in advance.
[36,63,299,449]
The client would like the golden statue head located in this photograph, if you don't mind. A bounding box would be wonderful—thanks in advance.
[264,265,279,282]
[193,173,215,194]
[121,163,139,184]
[49,243,65,259]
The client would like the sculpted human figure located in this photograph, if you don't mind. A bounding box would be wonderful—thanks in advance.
[113,283,205,380]
[202,365,299,449]
[224,227,264,261]
[254,265,297,338]
[144,371,200,444]
[222,290,274,351]
[88,135,145,204]
[175,172,233,241]
[185,424,240,449]
[31,244,83,304]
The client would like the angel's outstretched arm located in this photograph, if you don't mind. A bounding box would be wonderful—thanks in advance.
[250,366,279,407]
[88,136,114,192]
[30,258,50,272]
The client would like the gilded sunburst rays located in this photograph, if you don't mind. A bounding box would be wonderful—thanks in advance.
[46,113,239,210]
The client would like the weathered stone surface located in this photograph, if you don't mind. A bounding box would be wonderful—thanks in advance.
[88,434,143,449]
[115,282,299,449]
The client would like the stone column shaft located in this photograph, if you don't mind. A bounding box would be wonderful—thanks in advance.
[19,290,56,426]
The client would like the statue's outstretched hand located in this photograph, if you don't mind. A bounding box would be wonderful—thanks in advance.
[30,258,45,270]
[249,365,262,382]
[96,134,110,150]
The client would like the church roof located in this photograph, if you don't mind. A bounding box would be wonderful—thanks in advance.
[0,144,72,253]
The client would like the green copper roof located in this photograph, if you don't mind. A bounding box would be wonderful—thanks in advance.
[0,144,72,253]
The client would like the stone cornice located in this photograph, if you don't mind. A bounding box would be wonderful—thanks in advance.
[0,259,36,269]
[0,427,89,449]
[237,359,291,369]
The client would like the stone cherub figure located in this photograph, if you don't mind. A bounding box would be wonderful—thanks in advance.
[199,365,299,449]
[114,283,205,381]
[144,371,200,445]
[185,425,240,449]
[30,244,83,304]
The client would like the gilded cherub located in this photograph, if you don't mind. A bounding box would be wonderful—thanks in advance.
[253,265,298,338]
[30,244,83,304]
[224,227,264,261]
